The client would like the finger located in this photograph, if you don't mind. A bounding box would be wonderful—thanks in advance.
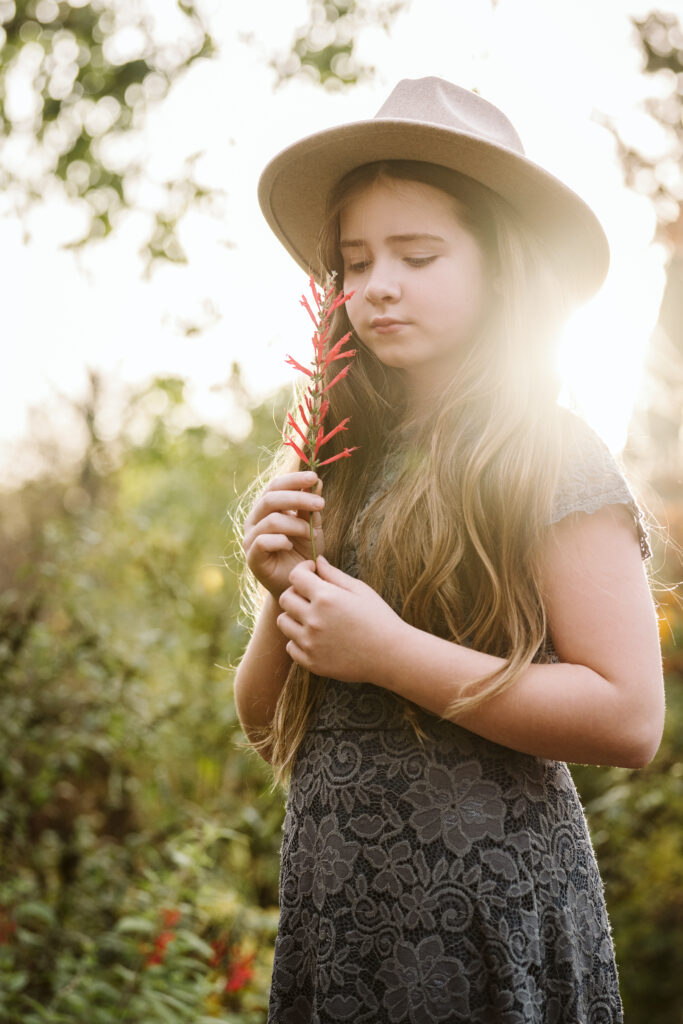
[266,471,320,493]
[289,560,322,598]
[284,637,309,667]
[256,489,325,521]
[279,587,311,621]
[246,534,294,561]
[245,512,312,544]
[308,504,324,532]
[308,478,325,534]
[276,610,307,647]
[315,555,356,590]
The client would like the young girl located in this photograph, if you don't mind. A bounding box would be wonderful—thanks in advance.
[235,78,664,1023]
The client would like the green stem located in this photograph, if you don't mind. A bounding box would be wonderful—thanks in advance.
[309,512,317,563]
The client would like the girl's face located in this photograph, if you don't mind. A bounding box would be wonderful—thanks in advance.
[340,178,489,401]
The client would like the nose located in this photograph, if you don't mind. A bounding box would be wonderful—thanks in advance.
[364,260,400,305]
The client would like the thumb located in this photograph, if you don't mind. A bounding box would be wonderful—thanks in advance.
[310,477,324,530]
[315,555,355,589]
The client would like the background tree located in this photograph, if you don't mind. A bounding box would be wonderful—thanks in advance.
[0,0,410,270]
[569,14,683,1019]
[0,0,221,270]
[605,9,683,492]
[0,372,289,1021]
[271,0,409,87]
[1,3,681,1022]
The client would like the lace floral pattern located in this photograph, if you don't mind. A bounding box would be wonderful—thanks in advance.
[267,418,632,1023]
[268,700,623,1023]
[550,414,651,559]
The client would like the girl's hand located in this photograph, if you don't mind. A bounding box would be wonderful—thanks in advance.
[277,555,405,683]
[243,471,325,598]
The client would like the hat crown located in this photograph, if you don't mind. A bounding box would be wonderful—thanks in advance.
[258,76,609,299]
[375,77,525,155]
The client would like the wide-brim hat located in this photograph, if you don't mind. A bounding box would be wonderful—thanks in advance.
[258,76,610,301]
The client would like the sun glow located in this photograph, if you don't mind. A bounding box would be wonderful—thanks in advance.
[557,238,667,451]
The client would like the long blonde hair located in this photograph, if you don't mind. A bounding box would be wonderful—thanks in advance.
[243,160,571,782]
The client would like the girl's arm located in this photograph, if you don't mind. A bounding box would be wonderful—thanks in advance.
[277,504,665,767]
[233,594,291,758]
[234,470,324,759]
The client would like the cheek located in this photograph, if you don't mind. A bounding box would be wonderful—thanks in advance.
[450,259,488,326]
[344,293,363,334]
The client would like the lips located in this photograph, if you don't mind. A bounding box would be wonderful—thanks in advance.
[370,316,408,333]
[371,316,404,327]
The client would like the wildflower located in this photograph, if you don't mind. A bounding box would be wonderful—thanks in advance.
[146,930,175,966]
[224,950,255,993]
[210,935,228,967]
[161,907,181,928]
[209,936,255,996]
[0,908,16,945]
[283,274,358,558]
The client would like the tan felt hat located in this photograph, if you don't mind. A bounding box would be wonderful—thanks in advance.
[258,76,610,300]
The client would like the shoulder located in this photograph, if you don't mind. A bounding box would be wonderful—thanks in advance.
[551,410,651,559]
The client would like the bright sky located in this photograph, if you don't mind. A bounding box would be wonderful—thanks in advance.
[1,0,676,485]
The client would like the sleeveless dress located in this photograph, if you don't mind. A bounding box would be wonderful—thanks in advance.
[267,418,650,1024]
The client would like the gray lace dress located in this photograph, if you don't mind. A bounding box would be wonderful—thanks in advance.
[267,418,650,1024]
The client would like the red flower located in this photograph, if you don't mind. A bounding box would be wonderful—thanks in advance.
[224,951,255,993]
[146,930,175,966]
[0,909,16,945]
[283,275,358,559]
[210,936,228,967]
[161,907,181,928]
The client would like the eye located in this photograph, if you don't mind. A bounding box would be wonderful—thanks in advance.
[345,259,370,274]
[404,256,437,267]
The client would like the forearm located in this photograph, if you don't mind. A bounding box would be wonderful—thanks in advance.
[374,620,663,768]
[234,593,291,758]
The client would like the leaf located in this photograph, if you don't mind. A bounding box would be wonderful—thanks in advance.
[4,970,28,993]
[15,901,56,928]
[176,930,214,959]
[116,916,156,936]
[141,993,179,1024]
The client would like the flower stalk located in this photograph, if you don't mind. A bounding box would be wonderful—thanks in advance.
[284,274,357,560]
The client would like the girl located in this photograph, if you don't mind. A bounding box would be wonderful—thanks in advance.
[236,78,664,1023]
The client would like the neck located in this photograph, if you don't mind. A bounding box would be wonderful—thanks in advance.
[401,371,443,423]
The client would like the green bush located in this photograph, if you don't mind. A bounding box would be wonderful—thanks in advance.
[572,506,683,1024]
[0,376,286,1021]
[0,375,681,1022]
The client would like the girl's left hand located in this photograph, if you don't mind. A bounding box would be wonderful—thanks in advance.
[277,556,404,683]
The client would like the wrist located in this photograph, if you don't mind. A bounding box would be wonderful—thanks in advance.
[369,617,416,693]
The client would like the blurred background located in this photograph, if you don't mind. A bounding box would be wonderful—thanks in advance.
[0,1,681,1021]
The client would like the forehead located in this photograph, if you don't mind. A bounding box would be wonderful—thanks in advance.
[339,178,464,237]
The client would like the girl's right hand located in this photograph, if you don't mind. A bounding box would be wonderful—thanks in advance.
[242,471,325,598]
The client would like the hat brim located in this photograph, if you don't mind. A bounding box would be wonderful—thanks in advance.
[258,119,609,301]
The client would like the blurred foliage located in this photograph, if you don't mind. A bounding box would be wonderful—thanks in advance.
[0,0,421,270]
[608,10,683,490]
[271,0,409,88]
[603,51,683,1020]
[571,501,683,1024]
[0,372,289,1021]
[612,11,683,221]
[580,7,683,977]
[0,0,220,270]
[0,6,681,1018]
[0,370,681,1021]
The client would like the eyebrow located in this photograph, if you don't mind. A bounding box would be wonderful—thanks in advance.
[339,233,446,249]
